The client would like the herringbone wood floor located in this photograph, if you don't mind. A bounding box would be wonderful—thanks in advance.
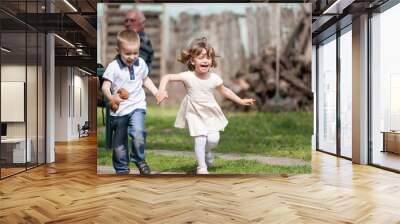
[1,135,400,223]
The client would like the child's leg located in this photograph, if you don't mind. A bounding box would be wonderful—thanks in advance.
[206,131,220,151]
[194,135,208,174]
[128,109,150,174]
[128,109,147,164]
[111,115,130,174]
[205,132,220,166]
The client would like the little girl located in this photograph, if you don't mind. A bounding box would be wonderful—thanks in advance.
[158,37,255,174]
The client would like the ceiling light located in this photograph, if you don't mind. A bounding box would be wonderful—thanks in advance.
[76,48,86,55]
[1,47,11,53]
[323,0,341,14]
[54,34,75,48]
[63,0,78,12]
[322,0,354,15]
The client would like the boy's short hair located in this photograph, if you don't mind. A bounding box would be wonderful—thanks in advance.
[117,30,140,47]
[178,37,218,71]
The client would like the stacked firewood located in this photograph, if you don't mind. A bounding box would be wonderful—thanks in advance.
[225,9,312,112]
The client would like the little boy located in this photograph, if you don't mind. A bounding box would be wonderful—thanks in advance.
[102,30,164,174]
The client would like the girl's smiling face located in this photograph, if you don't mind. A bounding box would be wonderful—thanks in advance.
[192,48,212,75]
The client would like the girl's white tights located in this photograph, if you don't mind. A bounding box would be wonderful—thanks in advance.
[194,132,220,173]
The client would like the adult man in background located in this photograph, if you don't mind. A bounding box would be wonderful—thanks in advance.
[125,9,154,70]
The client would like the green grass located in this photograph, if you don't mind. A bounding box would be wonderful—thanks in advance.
[97,107,106,127]
[97,106,312,161]
[97,150,311,175]
[97,131,106,149]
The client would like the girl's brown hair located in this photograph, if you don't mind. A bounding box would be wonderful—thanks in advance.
[178,37,218,71]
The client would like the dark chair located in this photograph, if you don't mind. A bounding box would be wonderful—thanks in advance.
[78,121,90,138]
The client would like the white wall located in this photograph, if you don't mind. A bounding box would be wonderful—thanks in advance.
[1,64,46,164]
[54,67,89,141]
[1,65,38,137]
[1,65,26,137]
[55,66,69,141]
[71,71,89,139]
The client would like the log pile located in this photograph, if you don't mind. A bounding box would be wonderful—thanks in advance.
[226,8,312,112]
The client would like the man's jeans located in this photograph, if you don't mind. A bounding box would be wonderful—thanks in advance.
[111,109,146,174]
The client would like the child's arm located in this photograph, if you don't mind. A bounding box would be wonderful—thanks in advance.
[159,74,183,91]
[102,80,123,105]
[216,85,256,106]
[157,74,183,104]
[143,76,159,97]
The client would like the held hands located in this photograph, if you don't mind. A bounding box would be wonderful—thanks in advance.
[156,90,168,104]
[240,98,256,106]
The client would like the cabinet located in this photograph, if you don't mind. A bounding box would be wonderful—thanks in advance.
[0,138,31,164]
[382,131,400,154]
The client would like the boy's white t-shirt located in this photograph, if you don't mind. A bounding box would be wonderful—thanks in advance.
[103,56,149,116]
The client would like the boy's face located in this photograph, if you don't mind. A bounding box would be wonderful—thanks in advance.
[116,40,139,67]
[192,48,212,75]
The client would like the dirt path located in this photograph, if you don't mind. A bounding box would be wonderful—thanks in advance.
[97,147,308,166]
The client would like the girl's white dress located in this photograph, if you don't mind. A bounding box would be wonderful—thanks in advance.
[174,71,228,136]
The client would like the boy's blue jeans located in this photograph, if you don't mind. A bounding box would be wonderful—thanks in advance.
[111,109,146,174]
